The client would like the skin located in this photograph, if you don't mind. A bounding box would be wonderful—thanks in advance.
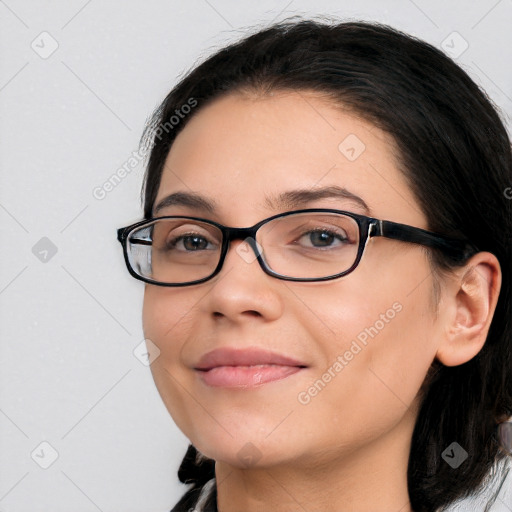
[142,90,501,512]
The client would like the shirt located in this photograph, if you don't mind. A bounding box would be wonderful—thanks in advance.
[171,478,217,512]
[192,478,217,511]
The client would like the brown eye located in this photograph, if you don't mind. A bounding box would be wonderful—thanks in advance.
[297,229,349,248]
[167,234,213,251]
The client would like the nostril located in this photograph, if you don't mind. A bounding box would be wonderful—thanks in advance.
[212,310,261,318]
[244,310,262,318]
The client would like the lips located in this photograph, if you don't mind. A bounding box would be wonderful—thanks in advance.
[196,347,306,369]
[194,347,307,388]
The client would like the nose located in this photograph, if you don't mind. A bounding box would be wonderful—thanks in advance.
[200,238,284,323]
[229,236,262,265]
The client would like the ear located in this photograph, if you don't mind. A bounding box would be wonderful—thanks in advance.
[435,252,502,367]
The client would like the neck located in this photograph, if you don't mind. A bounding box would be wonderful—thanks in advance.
[215,407,417,512]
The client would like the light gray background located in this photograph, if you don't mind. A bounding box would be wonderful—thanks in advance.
[1,1,511,511]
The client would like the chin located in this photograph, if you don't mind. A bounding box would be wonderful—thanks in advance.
[189,424,301,469]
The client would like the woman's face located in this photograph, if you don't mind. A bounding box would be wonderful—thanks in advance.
[142,90,443,469]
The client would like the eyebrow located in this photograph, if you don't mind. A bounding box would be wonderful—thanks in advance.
[153,186,371,216]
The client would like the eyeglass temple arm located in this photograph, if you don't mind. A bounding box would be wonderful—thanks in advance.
[117,228,152,245]
[371,219,478,261]
[126,239,152,245]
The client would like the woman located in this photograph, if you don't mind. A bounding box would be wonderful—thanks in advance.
[117,17,512,512]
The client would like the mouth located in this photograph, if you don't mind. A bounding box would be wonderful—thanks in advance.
[194,347,308,388]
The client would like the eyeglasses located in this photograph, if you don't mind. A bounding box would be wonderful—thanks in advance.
[117,208,478,287]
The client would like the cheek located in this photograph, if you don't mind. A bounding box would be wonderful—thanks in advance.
[294,254,437,440]
[142,287,201,433]
[142,286,196,357]
[142,287,198,400]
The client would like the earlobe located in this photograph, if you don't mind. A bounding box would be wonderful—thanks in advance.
[435,252,502,367]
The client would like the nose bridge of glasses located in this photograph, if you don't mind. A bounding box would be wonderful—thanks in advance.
[224,226,260,245]
[226,226,257,240]
[223,226,262,259]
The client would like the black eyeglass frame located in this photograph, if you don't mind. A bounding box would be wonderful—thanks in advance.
[117,208,479,287]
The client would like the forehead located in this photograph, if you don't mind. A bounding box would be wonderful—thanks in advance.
[155,90,425,226]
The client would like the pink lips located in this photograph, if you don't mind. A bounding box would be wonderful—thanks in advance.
[195,347,307,388]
